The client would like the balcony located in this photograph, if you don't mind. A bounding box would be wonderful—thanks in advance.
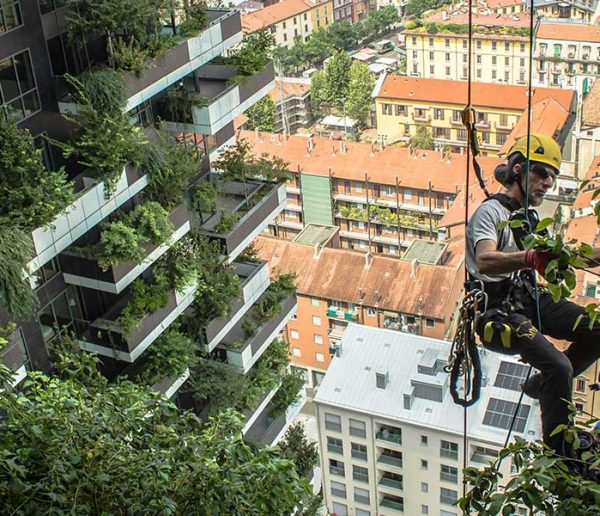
[162,61,275,135]
[198,179,286,262]
[244,384,306,446]
[1,337,27,387]
[450,117,463,126]
[58,10,243,114]
[378,450,403,469]
[150,368,190,399]
[412,113,431,123]
[242,384,280,434]
[475,120,491,129]
[379,476,403,492]
[59,203,190,294]
[27,165,148,274]
[376,426,402,445]
[380,497,404,512]
[204,260,270,351]
[79,283,197,362]
[327,306,358,322]
[220,293,297,373]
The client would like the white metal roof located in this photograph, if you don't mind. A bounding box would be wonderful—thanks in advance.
[315,324,542,445]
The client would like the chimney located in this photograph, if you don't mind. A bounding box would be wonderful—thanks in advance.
[277,134,282,145]
[314,243,323,258]
[331,144,336,157]
[365,251,373,268]
[410,258,419,279]
[439,147,444,160]
[376,369,389,389]
[370,143,375,157]
[308,136,314,151]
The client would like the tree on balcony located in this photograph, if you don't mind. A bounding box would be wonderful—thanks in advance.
[245,96,276,133]
[279,422,319,477]
[0,347,309,513]
[410,125,434,150]
[228,30,274,82]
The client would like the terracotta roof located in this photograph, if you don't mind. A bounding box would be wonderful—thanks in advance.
[582,79,600,128]
[572,155,600,210]
[270,79,311,103]
[499,97,571,155]
[425,11,530,28]
[242,0,312,32]
[239,130,503,193]
[375,75,575,113]
[566,215,598,243]
[486,0,523,8]
[538,22,600,43]
[255,236,464,319]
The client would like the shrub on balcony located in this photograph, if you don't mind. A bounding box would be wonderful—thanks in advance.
[227,30,274,82]
[191,181,219,222]
[154,236,201,293]
[118,275,171,337]
[80,68,126,116]
[0,226,38,320]
[128,201,174,245]
[178,1,209,38]
[213,212,240,234]
[251,273,296,325]
[0,118,74,230]
[269,370,304,418]
[96,221,146,271]
[136,327,197,385]
[162,87,209,125]
[279,422,319,477]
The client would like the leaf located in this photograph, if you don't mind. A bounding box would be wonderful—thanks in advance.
[536,217,554,231]
[573,314,584,330]
[580,179,590,190]
[510,219,524,229]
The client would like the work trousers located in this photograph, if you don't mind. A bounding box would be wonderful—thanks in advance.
[477,291,600,455]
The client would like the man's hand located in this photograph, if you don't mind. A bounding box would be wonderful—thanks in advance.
[525,249,557,276]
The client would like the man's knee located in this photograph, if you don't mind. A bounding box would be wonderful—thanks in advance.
[546,353,573,381]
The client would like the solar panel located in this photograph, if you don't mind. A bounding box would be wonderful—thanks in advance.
[483,397,531,433]
[494,361,530,391]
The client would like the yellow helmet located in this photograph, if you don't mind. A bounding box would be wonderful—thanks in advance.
[507,133,562,172]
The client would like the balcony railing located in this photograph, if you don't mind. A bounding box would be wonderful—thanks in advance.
[379,478,403,491]
[327,306,358,322]
[221,293,297,372]
[60,203,190,294]
[150,367,190,399]
[376,430,402,445]
[378,454,403,468]
[1,338,27,386]
[380,498,404,512]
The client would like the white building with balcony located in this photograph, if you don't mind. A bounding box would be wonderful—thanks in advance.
[314,324,542,516]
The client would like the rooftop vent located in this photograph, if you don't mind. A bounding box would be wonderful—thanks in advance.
[376,368,389,390]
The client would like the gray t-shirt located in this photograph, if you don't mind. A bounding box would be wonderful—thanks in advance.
[466,199,519,282]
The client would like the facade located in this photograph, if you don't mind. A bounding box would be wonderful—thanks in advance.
[256,236,465,389]
[242,0,314,48]
[533,0,598,22]
[332,0,371,23]
[1,2,300,445]
[315,324,542,516]
[271,77,313,134]
[534,22,600,89]
[241,129,503,252]
[373,75,576,156]
[309,0,334,30]
[404,13,531,85]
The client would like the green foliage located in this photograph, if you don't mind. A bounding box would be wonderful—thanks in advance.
[97,220,146,270]
[191,180,219,220]
[128,201,174,245]
[410,125,435,150]
[238,242,262,264]
[242,317,258,339]
[162,88,209,124]
[0,117,74,230]
[279,422,319,476]
[112,37,150,75]
[136,327,197,385]
[56,76,148,197]
[118,275,170,337]
[178,1,209,37]
[270,370,304,417]
[142,130,201,208]
[347,61,376,129]
[460,419,600,515]
[154,236,201,292]
[425,21,439,34]
[214,212,240,234]
[81,68,126,116]
[310,69,328,118]
[228,30,274,79]
[0,226,38,320]
[323,50,352,111]
[405,0,451,17]
[0,357,310,513]
[245,96,276,133]
[405,20,419,30]
[251,273,296,325]
[339,205,368,221]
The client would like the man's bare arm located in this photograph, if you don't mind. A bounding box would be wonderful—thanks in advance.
[475,239,529,275]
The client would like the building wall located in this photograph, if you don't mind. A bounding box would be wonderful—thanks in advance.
[374,97,522,156]
[310,0,334,30]
[271,9,314,48]
[535,3,593,22]
[405,31,530,86]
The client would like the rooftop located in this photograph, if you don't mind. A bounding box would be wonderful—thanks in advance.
[315,324,542,444]
[242,0,312,32]
[374,75,575,113]
[423,11,531,29]
[537,22,600,43]
[486,0,523,8]
[270,78,311,103]
[401,239,447,265]
[255,236,464,319]
[582,80,600,128]
[240,130,503,193]
[292,223,339,247]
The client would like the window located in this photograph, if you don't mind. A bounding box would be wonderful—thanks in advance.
[354,487,370,504]
[331,480,346,498]
[463,53,467,63]
[283,33,287,42]
[492,41,497,51]
[0,50,40,122]
[476,55,482,64]
[476,68,482,79]
[0,1,22,33]
[404,189,413,200]
[376,372,387,389]
[429,37,434,46]
[355,181,363,193]
[304,12,307,19]
[421,435,428,445]
[576,378,586,392]
[440,464,459,483]
[412,36,417,45]
[483,397,531,433]
[505,56,510,66]
[440,487,458,506]
[496,133,507,146]
[429,64,435,75]
[505,42,510,51]
[351,442,368,461]
[440,440,459,460]
[491,69,497,80]
[315,352,325,362]
[421,505,429,515]
[332,502,348,516]
[283,21,286,29]
[520,43,526,52]
[314,333,323,345]
[471,445,499,464]
[353,464,369,482]
[499,113,508,126]
[356,510,370,516]
[492,55,497,65]
[429,51,434,60]
[311,297,320,307]
[504,70,510,82]
[312,315,321,326]
[445,37,450,47]
[395,104,406,116]
[446,65,451,76]
[434,108,445,120]
[425,318,435,328]
[38,287,83,344]
[292,347,301,357]
[421,482,428,492]
[329,458,345,476]
[325,412,342,431]
[328,436,343,454]
[293,17,297,24]
[382,103,393,115]
[367,307,376,316]
[445,52,450,62]
[290,329,299,339]
[378,448,402,467]
[39,0,66,14]
[421,459,428,469]
[349,418,366,438]
[32,257,60,289]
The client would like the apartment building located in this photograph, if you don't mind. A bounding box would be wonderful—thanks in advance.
[315,324,542,516]
[373,75,576,157]
[404,12,531,84]
[486,0,526,15]
[574,79,600,178]
[1,2,301,446]
[332,0,370,23]
[242,129,503,253]
[242,0,314,48]
[534,22,600,89]
[271,77,313,134]
[309,0,334,30]
[256,235,465,388]
[533,0,599,22]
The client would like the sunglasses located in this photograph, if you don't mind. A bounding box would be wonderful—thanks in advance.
[530,165,557,181]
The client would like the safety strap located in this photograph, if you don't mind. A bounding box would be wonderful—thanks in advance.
[461,107,490,198]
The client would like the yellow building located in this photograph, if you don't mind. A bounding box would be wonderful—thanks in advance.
[404,12,531,85]
[307,0,334,30]
[372,75,575,157]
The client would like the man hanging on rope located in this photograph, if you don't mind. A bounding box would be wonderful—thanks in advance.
[466,133,600,459]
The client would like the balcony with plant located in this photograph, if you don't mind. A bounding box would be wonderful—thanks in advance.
[218,274,297,372]
[57,1,242,110]
[337,204,435,231]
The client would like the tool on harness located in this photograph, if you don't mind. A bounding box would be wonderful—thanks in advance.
[461,107,490,198]
[483,319,511,349]
[446,281,486,407]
